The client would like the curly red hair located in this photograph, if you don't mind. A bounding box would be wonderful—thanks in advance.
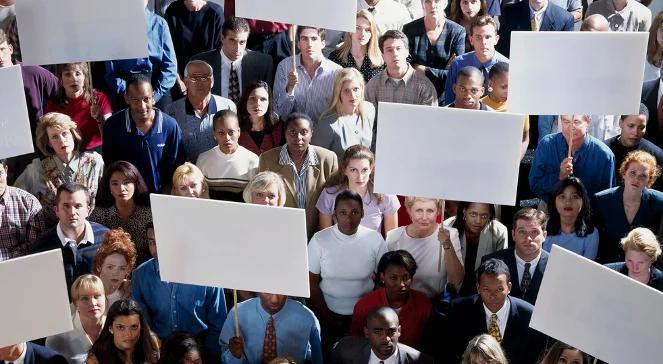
[93,228,137,276]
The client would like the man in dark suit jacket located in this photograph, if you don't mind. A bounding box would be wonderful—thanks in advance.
[29,183,108,293]
[443,258,547,364]
[190,16,274,103]
[483,208,549,305]
[497,0,574,57]
[0,342,67,364]
[641,64,662,147]
[331,307,433,364]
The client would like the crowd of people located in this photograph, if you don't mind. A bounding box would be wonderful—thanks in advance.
[1,0,662,362]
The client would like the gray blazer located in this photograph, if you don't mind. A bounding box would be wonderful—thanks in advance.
[444,216,509,272]
[190,48,274,96]
[331,336,433,364]
[311,101,376,159]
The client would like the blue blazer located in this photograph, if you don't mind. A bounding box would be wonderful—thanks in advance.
[605,262,663,292]
[482,248,549,306]
[24,342,68,364]
[641,78,661,146]
[497,1,574,57]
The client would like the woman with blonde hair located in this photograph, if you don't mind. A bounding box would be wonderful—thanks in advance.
[93,229,138,308]
[15,112,104,226]
[171,162,209,199]
[462,334,508,364]
[311,68,375,159]
[328,10,385,83]
[605,227,663,291]
[242,171,287,207]
[644,11,663,81]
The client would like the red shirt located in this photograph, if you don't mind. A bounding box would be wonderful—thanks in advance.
[351,287,432,348]
[45,91,112,150]
[238,121,284,156]
[224,0,289,34]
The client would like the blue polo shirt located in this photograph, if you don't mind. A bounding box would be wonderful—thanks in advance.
[103,108,185,193]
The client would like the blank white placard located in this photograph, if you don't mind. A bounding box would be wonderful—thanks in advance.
[236,0,357,32]
[373,102,523,206]
[509,31,647,115]
[0,65,34,159]
[15,0,148,66]
[0,250,72,347]
[151,195,310,297]
[530,245,663,363]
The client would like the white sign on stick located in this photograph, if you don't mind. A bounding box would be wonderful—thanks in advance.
[373,102,523,205]
[530,245,663,363]
[509,32,647,115]
[15,0,148,65]
[151,195,310,297]
[0,65,34,160]
[0,250,72,347]
[235,0,357,32]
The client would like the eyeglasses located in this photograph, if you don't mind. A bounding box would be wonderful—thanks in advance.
[188,75,211,82]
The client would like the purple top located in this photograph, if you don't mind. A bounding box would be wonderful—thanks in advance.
[315,186,400,232]
[17,62,59,131]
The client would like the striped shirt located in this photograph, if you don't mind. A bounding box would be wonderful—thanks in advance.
[364,65,438,107]
[273,55,342,122]
[278,145,320,209]
[0,186,45,261]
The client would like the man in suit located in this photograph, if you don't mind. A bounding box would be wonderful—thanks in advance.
[190,16,274,105]
[258,113,337,238]
[0,341,67,364]
[641,63,662,147]
[483,208,549,305]
[444,258,546,364]
[30,183,108,293]
[497,0,574,57]
[331,307,433,364]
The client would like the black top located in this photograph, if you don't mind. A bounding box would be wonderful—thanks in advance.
[604,135,663,190]
[328,49,385,83]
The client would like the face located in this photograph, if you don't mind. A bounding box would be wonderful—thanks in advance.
[340,79,363,111]
[99,253,129,293]
[0,41,12,68]
[557,349,584,364]
[423,0,445,17]
[488,73,508,103]
[214,116,240,154]
[221,30,249,61]
[182,350,202,364]
[124,82,155,123]
[54,190,89,231]
[298,28,325,59]
[353,17,372,46]
[110,314,141,352]
[61,65,86,96]
[184,63,213,98]
[554,185,583,221]
[469,25,499,60]
[477,273,511,312]
[382,38,409,71]
[380,264,412,300]
[407,200,439,231]
[529,0,547,10]
[460,0,482,19]
[74,286,105,322]
[512,218,546,259]
[0,165,7,197]
[251,185,280,206]
[176,175,204,198]
[46,127,75,159]
[619,114,647,147]
[453,74,484,109]
[246,87,270,119]
[147,228,158,260]
[464,203,491,235]
[344,158,372,188]
[109,171,136,203]
[334,198,364,235]
[622,161,651,193]
[285,118,312,154]
[560,115,590,145]
[364,314,400,359]
[259,293,288,315]
[625,249,652,279]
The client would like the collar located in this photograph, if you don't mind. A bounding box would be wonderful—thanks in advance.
[8,342,27,364]
[369,345,399,364]
[53,152,81,175]
[124,108,162,134]
[483,295,511,319]
[383,64,414,84]
[515,249,541,268]
[221,49,244,67]
[184,95,216,116]
[56,221,95,247]
[73,311,106,345]
[296,54,328,74]
[278,144,319,167]
[257,297,290,320]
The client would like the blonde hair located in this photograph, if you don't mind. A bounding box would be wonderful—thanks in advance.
[619,150,661,188]
[71,274,105,302]
[35,112,82,156]
[336,10,384,68]
[621,227,662,262]
[171,162,210,199]
[322,68,369,128]
[404,196,445,213]
[462,334,508,364]
[242,171,287,207]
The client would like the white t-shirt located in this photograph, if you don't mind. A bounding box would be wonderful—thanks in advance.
[196,145,259,194]
[308,225,387,315]
[386,224,462,298]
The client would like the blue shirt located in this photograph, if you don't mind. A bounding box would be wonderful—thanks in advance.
[443,50,509,105]
[543,230,599,260]
[105,9,177,102]
[102,108,185,193]
[529,133,615,201]
[219,298,322,364]
[131,259,227,359]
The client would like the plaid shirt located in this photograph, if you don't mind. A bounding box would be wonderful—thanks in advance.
[278,145,319,209]
[364,65,438,107]
[0,186,45,261]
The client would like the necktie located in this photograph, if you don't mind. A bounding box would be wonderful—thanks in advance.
[531,15,539,31]
[262,316,277,363]
[489,313,501,342]
[521,262,532,296]
[229,62,240,105]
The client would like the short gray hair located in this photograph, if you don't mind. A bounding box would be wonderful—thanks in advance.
[184,60,213,78]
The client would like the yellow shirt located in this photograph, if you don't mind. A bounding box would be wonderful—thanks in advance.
[481,96,530,134]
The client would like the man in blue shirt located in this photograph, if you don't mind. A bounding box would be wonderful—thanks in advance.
[219,293,322,364]
[132,222,227,361]
[102,75,185,193]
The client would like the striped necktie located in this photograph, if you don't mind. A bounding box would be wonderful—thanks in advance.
[489,313,502,342]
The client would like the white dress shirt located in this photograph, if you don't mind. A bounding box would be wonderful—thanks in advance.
[515,251,541,285]
[483,298,511,338]
[530,2,549,28]
[56,221,95,247]
[220,50,244,99]
[369,346,399,364]
[357,0,412,35]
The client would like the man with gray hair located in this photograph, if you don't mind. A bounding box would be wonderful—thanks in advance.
[164,60,236,162]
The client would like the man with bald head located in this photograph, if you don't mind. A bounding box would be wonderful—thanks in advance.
[581,14,610,31]
[331,307,432,363]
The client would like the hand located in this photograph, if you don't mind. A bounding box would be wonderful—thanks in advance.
[413,64,426,75]
[438,227,452,249]
[177,77,187,95]
[229,336,244,359]
[559,157,574,180]
[445,53,456,70]
[286,70,299,95]
[90,92,101,122]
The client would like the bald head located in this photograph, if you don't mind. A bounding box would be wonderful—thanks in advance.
[581,14,609,32]
[366,306,400,327]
